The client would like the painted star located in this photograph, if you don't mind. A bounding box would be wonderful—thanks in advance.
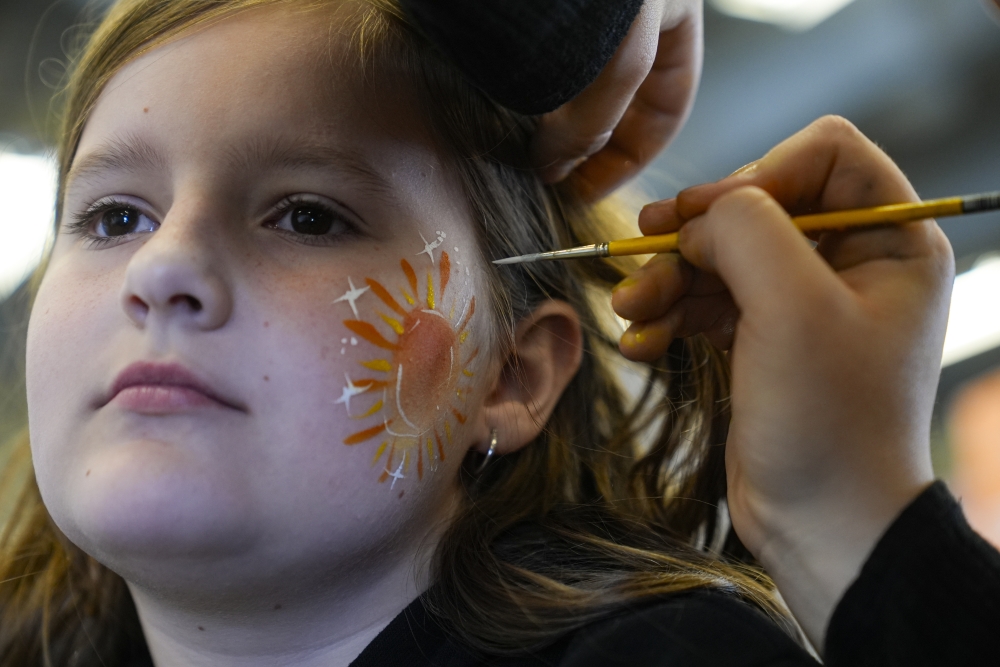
[387,458,406,489]
[417,231,446,265]
[334,374,369,415]
[333,277,370,317]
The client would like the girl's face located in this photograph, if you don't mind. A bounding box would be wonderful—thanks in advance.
[26,4,490,603]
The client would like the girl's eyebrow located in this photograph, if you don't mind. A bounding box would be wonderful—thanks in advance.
[66,134,397,202]
[66,134,166,189]
[226,135,396,200]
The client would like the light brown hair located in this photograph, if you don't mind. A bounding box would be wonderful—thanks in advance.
[0,1,782,664]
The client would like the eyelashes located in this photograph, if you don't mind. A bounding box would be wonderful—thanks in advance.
[64,194,361,249]
[67,197,157,249]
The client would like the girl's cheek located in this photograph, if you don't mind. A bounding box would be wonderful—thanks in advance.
[327,245,481,490]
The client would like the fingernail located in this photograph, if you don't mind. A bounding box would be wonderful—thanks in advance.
[612,277,638,295]
[622,327,646,347]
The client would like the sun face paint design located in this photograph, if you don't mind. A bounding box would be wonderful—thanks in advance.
[336,242,477,488]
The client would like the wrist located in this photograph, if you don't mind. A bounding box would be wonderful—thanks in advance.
[746,479,934,649]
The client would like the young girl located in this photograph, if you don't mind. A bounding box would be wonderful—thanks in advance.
[1,1,995,665]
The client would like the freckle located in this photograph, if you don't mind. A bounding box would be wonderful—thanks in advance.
[86,470,91,477]
[274,603,282,610]
[143,107,149,113]
[198,626,205,631]
[398,491,405,499]
[263,321,269,328]
[263,376,269,382]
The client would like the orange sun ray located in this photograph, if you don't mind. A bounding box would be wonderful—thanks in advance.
[354,378,389,391]
[341,249,475,487]
[439,251,451,297]
[345,320,398,350]
[401,259,418,295]
[457,297,475,334]
[344,422,388,445]
[367,278,407,317]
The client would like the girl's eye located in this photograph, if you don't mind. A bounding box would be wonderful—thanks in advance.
[290,205,338,235]
[95,206,155,237]
[266,196,356,244]
[67,198,159,248]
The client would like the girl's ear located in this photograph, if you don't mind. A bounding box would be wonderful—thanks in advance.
[471,300,583,455]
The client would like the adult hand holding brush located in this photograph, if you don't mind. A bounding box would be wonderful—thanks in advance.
[613,116,962,652]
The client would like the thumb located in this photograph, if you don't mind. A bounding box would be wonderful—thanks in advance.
[678,186,842,320]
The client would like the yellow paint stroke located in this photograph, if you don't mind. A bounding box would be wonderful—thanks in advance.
[361,359,393,373]
[380,314,405,336]
[460,331,469,344]
[426,436,434,461]
[426,272,435,310]
[372,441,388,465]
[355,399,383,419]
[444,420,452,443]
[402,290,415,306]
[462,369,474,377]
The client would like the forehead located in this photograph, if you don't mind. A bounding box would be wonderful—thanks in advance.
[71,3,442,196]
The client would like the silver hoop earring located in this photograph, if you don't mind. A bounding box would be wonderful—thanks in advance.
[475,429,498,474]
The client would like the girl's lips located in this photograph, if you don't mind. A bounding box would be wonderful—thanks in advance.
[103,361,245,413]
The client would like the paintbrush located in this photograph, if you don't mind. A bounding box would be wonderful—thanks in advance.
[493,191,1000,265]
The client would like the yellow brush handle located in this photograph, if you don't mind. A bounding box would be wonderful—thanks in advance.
[608,235,680,255]
[793,197,964,231]
[606,197,965,258]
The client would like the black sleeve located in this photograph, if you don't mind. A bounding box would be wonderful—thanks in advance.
[825,481,1000,666]
[558,592,818,666]
[398,0,644,115]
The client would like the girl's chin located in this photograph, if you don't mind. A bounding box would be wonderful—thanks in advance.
[52,441,260,561]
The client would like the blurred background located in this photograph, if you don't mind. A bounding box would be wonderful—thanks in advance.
[1,0,999,543]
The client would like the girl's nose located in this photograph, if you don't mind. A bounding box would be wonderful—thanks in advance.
[120,221,233,332]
